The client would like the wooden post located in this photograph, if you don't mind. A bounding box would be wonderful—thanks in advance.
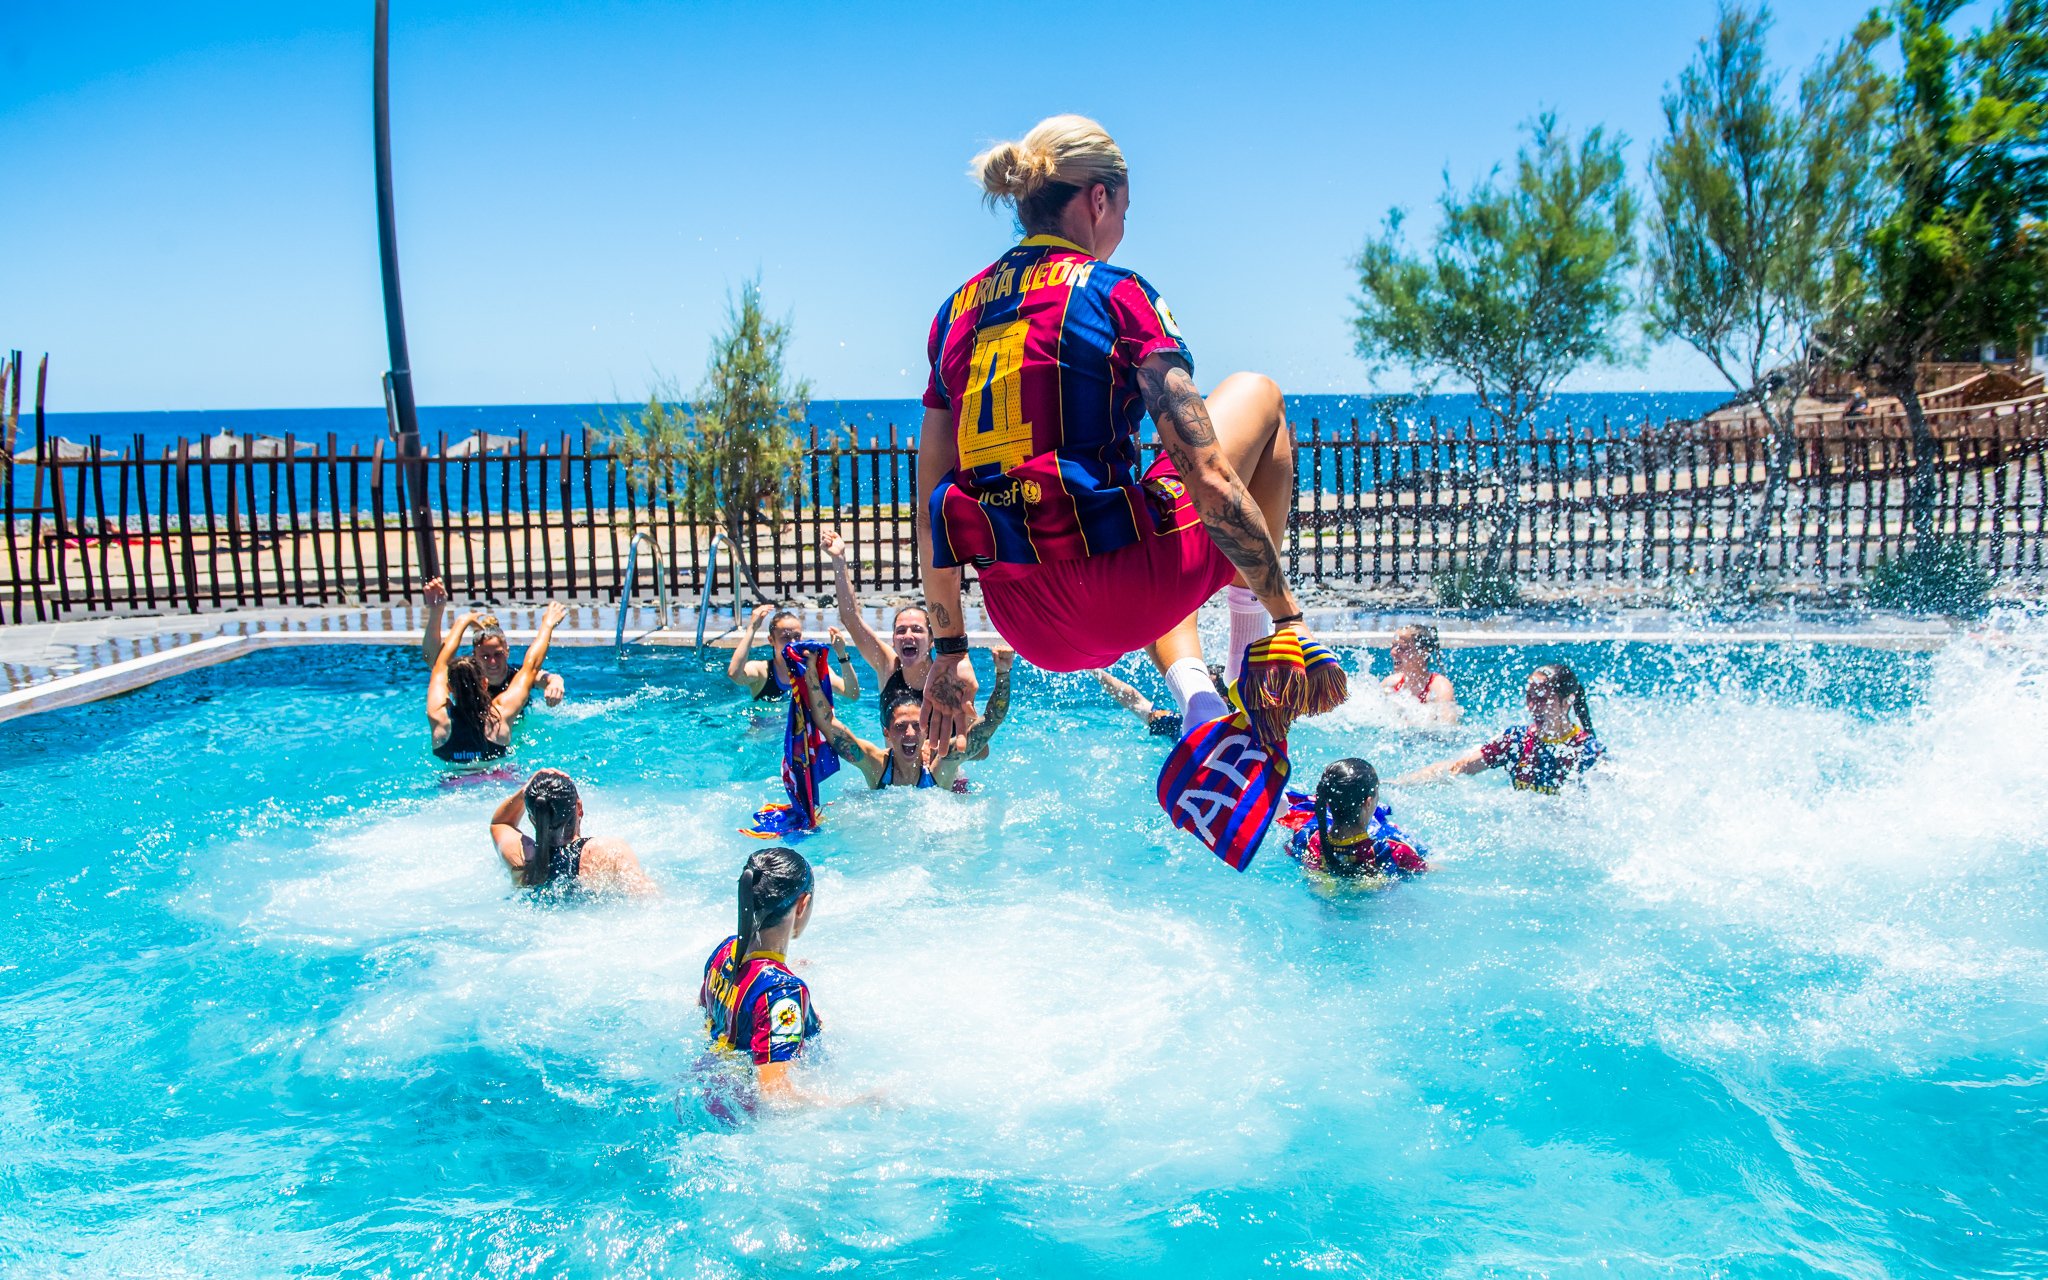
[176,444,201,613]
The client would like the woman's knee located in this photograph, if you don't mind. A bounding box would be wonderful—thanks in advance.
[1211,372,1285,424]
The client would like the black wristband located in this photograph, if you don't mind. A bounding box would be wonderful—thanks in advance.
[932,635,970,655]
[1272,612,1304,626]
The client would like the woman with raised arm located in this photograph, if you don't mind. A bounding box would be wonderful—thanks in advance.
[914,114,1340,749]
[726,602,858,703]
[820,528,933,703]
[488,768,651,893]
[427,601,569,765]
[796,642,1014,792]
[1396,664,1605,795]
[418,578,566,706]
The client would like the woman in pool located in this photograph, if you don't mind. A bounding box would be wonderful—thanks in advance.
[727,603,859,703]
[427,602,567,765]
[914,113,1340,752]
[1380,624,1459,723]
[488,768,650,892]
[418,578,566,707]
[795,644,1014,791]
[1396,664,1604,794]
[820,528,932,703]
[1282,758,1428,878]
[698,846,831,1109]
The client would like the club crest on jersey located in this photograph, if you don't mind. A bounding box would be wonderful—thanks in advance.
[768,997,803,1039]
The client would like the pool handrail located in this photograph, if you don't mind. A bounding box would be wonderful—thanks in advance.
[614,529,672,648]
[692,530,775,657]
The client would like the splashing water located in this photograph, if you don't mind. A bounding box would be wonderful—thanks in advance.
[0,622,2044,1277]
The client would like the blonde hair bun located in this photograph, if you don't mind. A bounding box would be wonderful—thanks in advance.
[970,115,1127,224]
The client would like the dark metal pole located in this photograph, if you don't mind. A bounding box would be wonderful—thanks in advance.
[374,0,440,582]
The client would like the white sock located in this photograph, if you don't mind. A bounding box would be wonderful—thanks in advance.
[1225,585,1267,681]
[1165,658,1227,726]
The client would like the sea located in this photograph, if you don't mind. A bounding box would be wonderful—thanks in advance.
[37,392,1729,458]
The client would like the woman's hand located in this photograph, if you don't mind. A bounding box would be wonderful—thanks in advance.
[539,601,568,633]
[748,603,775,627]
[922,652,979,763]
[829,626,851,662]
[991,643,1015,675]
[542,673,567,707]
[423,577,447,609]
[820,529,847,563]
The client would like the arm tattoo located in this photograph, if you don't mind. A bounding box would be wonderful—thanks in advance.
[964,666,1012,753]
[1137,356,1217,447]
[828,722,863,762]
[931,601,954,630]
[1137,360,1289,601]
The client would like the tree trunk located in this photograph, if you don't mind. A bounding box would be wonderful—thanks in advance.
[1896,380,1938,545]
[1724,398,1798,598]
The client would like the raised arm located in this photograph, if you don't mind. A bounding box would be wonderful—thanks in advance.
[829,627,862,702]
[915,405,979,750]
[488,782,534,878]
[418,577,449,667]
[489,602,568,726]
[1135,354,1301,622]
[821,529,891,678]
[936,647,1013,786]
[427,610,478,739]
[728,603,774,689]
[795,650,885,785]
[1092,668,1158,724]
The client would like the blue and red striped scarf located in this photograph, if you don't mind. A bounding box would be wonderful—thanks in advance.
[744,641,839,838]
[1156,632,1348,871]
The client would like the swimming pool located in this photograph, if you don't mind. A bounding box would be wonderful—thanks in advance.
[2,628,2043,1277]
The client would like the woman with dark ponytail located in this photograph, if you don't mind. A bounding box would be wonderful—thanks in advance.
[698,846,829,1108]
[488,768,649,891]
[1277,758,1428,879]
[1396,663,1606,794]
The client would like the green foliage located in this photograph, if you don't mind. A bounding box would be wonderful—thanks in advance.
[1647,5,1883,396]
[1352,113,1639,432]
[1840,0,2048,383]
[1432,560,1523,610]
[601,279,811,535]
[1645,4,1886,593]
[1863,540,1994,613]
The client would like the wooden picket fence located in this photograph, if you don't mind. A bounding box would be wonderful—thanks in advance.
[3,401,2044,623]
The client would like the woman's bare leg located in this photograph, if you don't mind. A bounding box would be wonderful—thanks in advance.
[1202,372,1293,574]
[1146,612,1203,675]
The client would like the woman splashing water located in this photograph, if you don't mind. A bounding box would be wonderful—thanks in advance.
[914,115,1342,750]
[487,768,650,893]
[1397,664,1605,794]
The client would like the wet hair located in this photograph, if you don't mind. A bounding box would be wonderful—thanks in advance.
[1398,624,1442,664]
[730,846,814,980]
[973,115,1127,235]
[447,656,492,740]
[1207,664,1229,695]
[521,770,581,888]
[881,684,923,730]
[893,605,931,631]
[1313,758,1380,879]
[471,613,507,646]
[769,609,801,633]
[1530,663,1594,735]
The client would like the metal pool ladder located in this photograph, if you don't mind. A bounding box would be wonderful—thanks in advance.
[613,529,673,648]
[692,529,773,657]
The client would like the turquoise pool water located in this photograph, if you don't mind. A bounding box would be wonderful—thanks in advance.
[2,629,2044,1277]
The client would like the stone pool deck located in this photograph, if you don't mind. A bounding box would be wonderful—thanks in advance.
[0,603,1961,726]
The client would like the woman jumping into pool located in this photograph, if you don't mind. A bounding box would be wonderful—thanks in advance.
[914,114,1341,753]
[727,603,859,704]
[1280,758,1429,879]
[427,602,567,765]
[698,846,836,1110]
[1396,664,1605,794]
[488,768,651,893]
[1380,624,1460,724]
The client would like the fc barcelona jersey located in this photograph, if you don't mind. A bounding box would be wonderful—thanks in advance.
[923,235,1192,567]
[698,936,820,1066]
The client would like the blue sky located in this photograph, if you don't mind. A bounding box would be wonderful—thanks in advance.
[5,1,1893,412]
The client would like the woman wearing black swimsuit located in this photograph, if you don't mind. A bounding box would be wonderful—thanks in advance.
[488,769,651,891]
[726,603,859,703]
[428,603,566,765]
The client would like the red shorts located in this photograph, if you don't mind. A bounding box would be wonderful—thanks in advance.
[979,455,1237,671]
